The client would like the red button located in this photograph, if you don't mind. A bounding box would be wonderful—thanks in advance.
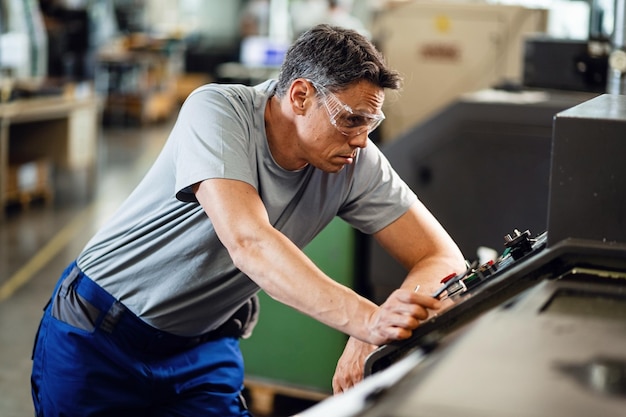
[440,273,457,283]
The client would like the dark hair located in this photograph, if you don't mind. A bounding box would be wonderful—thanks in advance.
[275,24,402,98]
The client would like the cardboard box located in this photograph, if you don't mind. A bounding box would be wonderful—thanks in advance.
[5,158,53,206]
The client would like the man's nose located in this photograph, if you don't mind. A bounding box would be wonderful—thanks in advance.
[349,130,369,148]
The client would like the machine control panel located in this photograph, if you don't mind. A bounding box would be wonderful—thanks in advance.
[430,229,545,303]
[364,228,548,376]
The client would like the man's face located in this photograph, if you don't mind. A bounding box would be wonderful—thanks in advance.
[297,80,385,173]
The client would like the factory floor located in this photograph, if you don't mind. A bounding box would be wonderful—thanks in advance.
[0,115,318,417]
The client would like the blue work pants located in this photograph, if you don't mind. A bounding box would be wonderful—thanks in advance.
[31,262,252,416]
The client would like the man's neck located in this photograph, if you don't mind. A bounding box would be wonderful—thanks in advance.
[265,95,308,171]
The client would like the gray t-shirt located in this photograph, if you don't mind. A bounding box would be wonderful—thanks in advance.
[77,80,417,336]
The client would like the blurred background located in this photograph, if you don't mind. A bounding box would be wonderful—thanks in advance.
[1,0,624,416]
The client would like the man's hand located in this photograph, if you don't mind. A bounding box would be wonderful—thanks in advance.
[332,289,441,393]
[366,289,441,346]
[332,337,377,394]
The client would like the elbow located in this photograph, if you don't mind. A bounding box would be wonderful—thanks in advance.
[229,248,247,272]
[224,232,272,286]
[227,238,255,272]
[447,246,468,275]
[219,227,259,270]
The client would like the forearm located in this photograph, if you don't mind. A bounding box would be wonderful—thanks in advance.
[194,178,378,342]
[399,253,467,296]
[375,201,467,297]
[229,226,379,343]
[195,179,440,346]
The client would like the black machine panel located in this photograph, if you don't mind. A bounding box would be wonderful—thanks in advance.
[360,262,626,417]
[358,241,626,417]
[523,36,609,93]
[547,94,626,246]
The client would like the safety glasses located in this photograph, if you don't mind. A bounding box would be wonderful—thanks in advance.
[306,79,385,137]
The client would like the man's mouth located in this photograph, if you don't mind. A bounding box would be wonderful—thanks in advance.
[340,150,357,163]
[339,154,354,164]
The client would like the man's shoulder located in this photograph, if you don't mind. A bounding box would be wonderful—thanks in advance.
[187,80,276,103]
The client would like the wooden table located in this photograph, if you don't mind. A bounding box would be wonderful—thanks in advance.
[0,94,101,219]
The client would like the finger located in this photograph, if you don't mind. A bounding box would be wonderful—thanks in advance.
[404,303,431,320]
[390,289,442,310]
[332,378,342,394]
[332,370,347,394]
[333,375,353,394]
[374,323,414,344]
[332,365,360,394]
[381,300,430,322]
[416,293,442,309]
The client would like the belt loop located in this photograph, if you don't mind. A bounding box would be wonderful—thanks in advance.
[58,264,80,299]
[100,301,125,334]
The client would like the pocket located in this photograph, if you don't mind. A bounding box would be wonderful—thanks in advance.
[50,284,101,333]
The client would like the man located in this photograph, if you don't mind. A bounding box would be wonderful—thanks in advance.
[31,24,466,416]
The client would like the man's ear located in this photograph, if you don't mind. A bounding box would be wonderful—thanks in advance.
[289,78,314,114]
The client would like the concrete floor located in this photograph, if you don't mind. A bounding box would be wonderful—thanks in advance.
[0,116,316,416]
[0,117,173,416]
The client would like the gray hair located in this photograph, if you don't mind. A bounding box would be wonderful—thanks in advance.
[275,24,402,98]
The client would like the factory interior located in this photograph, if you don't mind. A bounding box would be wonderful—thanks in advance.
[1,0,625,416]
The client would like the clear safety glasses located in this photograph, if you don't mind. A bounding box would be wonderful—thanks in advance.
[306,79,385,137]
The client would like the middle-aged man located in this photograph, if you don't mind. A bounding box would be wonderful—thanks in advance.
[31,24,466,416]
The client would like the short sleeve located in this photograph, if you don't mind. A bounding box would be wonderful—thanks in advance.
[171,86,258,203]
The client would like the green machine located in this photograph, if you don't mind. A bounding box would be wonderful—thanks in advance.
[240,217,356,393]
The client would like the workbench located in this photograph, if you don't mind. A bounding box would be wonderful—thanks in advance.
[0,94,100,219]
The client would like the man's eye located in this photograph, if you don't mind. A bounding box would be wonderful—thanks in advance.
[341,115,367,128]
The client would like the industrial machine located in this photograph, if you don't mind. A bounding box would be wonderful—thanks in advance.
[371,1,549,142]
[365,0,626,306]
[365,89,597,304]
[296,93,626,417]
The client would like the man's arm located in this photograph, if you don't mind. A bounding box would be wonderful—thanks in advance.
[332,199,466,393]
[375,199,467,295]
[193,178,441,346]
